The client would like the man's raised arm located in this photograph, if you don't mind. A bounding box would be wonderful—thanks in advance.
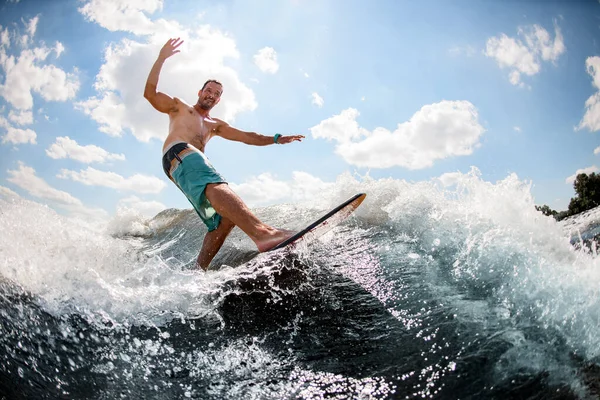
[143,38,183,114]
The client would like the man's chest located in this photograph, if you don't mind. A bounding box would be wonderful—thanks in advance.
[175,110,219,134]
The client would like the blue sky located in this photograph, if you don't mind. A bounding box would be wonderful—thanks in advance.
[0,0,599,223]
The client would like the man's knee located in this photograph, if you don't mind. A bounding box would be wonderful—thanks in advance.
[205,182,228,195]
[219,217,235,232]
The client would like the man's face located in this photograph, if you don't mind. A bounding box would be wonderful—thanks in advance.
[198,82,222,111]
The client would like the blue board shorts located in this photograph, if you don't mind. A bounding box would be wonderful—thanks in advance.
[162,142,227,231]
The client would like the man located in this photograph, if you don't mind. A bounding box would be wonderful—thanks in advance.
[144,37,304,270]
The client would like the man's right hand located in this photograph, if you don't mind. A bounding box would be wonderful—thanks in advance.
[159,38,184,60]
[144,38,182,113]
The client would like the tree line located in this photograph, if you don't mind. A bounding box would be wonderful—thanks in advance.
[536,172,600,220]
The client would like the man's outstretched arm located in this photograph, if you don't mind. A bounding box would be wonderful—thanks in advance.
[215,122,305,146]
[143,38,183,114]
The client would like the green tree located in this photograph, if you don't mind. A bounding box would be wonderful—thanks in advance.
[535,204,558,218]
[567,172,600,216]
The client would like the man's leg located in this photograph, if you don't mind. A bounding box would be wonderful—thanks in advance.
[204,183,293,252]
[197,216,235,270]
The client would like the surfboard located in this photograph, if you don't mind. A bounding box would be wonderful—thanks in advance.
[270,193,367,251]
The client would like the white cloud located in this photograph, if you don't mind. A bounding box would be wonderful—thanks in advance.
[521,23,565,62]
[485,22,565,87]
[253,47,279,74]
[594,146,600,155]
[117,195,166,217]
[310,101,485,170]
[54,41,65,58]
[310,108,369,143]
[0,17,79,110]
[78,0,163,35]
[75,2,257,142]
[8,109,33,125]
[7,162,81,206]
[18,15,39,47]
[6,162,108,220]
[46,136,126,163]
[311,92,324,107]
[509,70,525,87]
[585,56,600,90]
[1,109,35,144]
[26,15,39,37]
[230,171,334,207]
[577,56,600,132]
[230,173,291,205]
[485,34,538,86]
[58,166,167,194]
[437,172,463,187]
[565,165,599,184]
[513,126,521,132]
[0,185,20,199]
[0,27,10,48]
[75,92,127,137]
[2,126,36,145]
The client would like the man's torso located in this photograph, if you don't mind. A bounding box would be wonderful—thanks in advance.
[162,98,221,153]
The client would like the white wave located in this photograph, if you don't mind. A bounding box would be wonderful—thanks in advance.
[1,169,598,366]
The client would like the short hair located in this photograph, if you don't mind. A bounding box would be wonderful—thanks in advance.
[201,79,223,92]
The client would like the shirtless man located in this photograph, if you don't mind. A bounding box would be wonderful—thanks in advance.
[144,38,304,270]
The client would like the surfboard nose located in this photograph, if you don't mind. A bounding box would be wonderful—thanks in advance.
[270,193,367,251]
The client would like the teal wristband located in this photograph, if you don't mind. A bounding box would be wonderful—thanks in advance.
[274,133,282,144]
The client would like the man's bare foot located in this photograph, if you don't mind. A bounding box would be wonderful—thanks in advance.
[256,229,296,252]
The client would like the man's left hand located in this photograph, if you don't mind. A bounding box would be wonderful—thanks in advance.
[278,134,305,144]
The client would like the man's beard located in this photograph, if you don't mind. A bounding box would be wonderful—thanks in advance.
[198,99,213,110]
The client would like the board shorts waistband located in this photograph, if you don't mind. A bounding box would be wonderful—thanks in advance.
[162,141,196,180]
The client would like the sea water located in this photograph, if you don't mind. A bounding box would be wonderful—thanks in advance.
[0,169,598,399]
